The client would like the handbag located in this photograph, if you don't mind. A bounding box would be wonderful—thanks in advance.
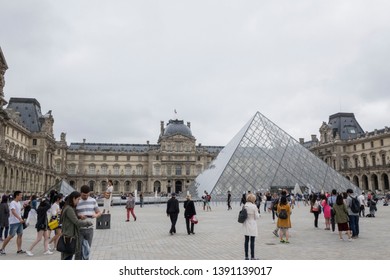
[56,235,76,254]
[190,215,198,224]
[104,192,111,199]
[48,219,59,230]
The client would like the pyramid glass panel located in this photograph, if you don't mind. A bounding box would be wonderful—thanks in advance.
[191,112,361,200]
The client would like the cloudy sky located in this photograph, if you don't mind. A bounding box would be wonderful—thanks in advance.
[1,0,389,146]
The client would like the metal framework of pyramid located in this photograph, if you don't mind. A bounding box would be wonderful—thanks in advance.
[191,111,361,200]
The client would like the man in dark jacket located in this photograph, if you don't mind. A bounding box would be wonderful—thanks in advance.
[166,193,180,235]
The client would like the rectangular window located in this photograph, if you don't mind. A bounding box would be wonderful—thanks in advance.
[382,154,386,165]
[115,155,119,161]
[175,165,182,175]
[362,143,365,149]
[371,141,374,148]
[343,146,346,153]
[56,161,61,172]
[136,165,143,175]
[125,166,131,175]
[89,165,96,175]
[33,139,37,146]
[355,158,358,168]
[127,155,131,161]
[372,156,376,167]
[68,165,76,174]
[156,155,159,160]
[363,157,367,168]
[381,139,384,146]
[114,166,120,175]
[353,145,356,151]
[154,165,161,176]
[186,165,191,175]
[101,166,108,175]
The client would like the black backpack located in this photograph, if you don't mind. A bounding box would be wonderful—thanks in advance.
[238,206,248,223]
[350,196,361,213]
[278,208,288,219]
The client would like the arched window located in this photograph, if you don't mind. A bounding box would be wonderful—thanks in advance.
[137,181,142,192]
[125,180,131,192]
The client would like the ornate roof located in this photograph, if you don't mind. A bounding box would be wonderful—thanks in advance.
[163,119,193,138]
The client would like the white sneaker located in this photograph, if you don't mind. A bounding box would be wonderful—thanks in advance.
[43,250,54,255]
[48,243,54,250]
[26,250,34,256]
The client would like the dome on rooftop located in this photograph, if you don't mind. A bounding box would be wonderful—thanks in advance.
[163,119,193,138]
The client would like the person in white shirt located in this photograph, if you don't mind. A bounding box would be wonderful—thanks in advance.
[0,191,26,255]
[103,180,114,214]
[357,192,367,217]
[76,185,101,260]
[48,193,64,250]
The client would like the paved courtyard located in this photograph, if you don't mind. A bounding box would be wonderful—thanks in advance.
[1,200,389,260]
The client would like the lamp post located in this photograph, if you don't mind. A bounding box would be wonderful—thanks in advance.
[21,178,26,200]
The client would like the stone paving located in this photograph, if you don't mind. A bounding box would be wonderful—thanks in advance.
[1,200,389,260]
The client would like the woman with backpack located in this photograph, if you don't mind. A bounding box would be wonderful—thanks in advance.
[310,193,321,228]
[277,196,291,243]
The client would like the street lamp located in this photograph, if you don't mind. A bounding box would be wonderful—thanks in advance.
[21,178,26,200]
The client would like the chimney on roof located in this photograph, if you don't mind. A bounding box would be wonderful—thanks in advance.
[147,140,150,145]
[299,138,304,144]
[187,122,191,128]
[311,135,318,142]
[160,121,164,134]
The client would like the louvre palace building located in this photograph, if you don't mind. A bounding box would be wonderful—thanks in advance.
[302,113,390,194]
[1,46,389,196]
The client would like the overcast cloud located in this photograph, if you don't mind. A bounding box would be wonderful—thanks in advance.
[1,0,389,146]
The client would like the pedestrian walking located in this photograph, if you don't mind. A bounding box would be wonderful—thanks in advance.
[242,193,260,260]
[166,193,180,235]
[277,196,291,243]
[184,195,196,235]
[227,191,232,210]
[26,198,53,256]
[125,193,137,222]
[333,194,352,241]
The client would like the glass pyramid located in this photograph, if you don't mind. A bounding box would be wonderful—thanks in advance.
[191,111,361,200]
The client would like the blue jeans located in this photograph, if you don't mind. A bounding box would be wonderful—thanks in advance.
[8,223,23,237]
[244,236,255,259]
[348,215,359,237]
[75,228,94,260]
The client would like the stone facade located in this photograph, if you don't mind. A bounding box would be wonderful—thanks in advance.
[303,113,390,193]
[0,48,67,194]
[66,119,223,195]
